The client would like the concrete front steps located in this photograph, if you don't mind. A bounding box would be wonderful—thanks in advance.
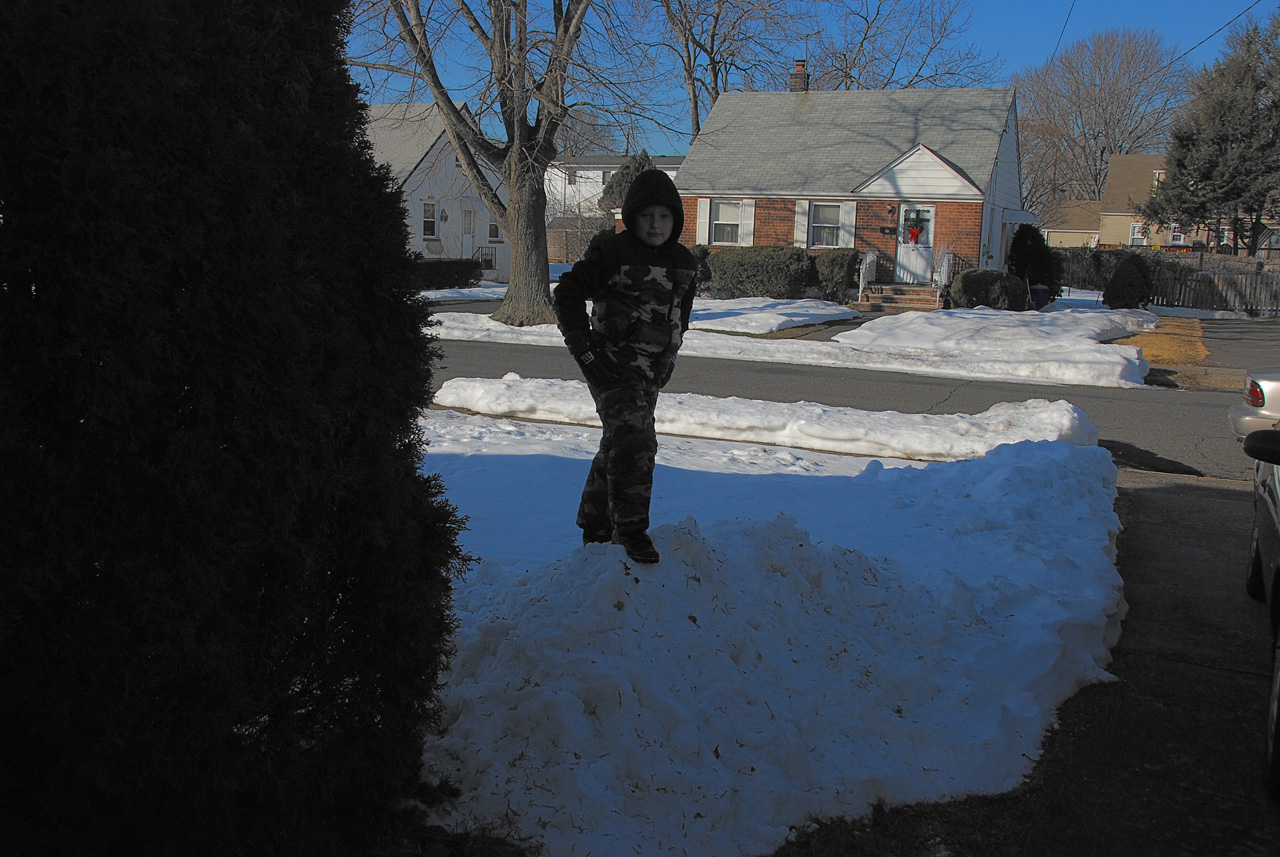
[849,284,940,313]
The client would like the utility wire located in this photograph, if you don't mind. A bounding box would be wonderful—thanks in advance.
[1047,0,1078,66]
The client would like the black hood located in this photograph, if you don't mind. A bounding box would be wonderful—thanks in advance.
[621,168,685,246]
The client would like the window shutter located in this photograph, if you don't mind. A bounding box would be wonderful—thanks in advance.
[740,199,756,246]
[839,201,857,247]
[794,201,809,246]
[696,198,710,245]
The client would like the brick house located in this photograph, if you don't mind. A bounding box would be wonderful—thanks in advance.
[673,68,1033,289]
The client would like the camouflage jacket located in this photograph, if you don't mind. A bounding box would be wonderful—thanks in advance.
[553,231,698,385]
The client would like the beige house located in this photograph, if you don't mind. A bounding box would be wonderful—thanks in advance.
[1098,154,1203,249]
[1042,200,1100,247]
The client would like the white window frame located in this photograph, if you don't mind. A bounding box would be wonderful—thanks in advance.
[1130,222,1149,246]
[488,221,503,243]
[1169,223,1185,245]
[810,202,842,248]
[567,168,578,186]
[422,201,437,239]
[462,209,474,236]
[711,199,742,245]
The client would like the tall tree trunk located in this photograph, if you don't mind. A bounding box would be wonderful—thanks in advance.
[491,155,556,326]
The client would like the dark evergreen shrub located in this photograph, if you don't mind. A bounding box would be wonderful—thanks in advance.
[410,255,483,291]
[812,248,861,302]
[0,1,468,855]
[585,224,618,256]
[707,246,815,299]
[598,150,654,214]
[690,244,714,293]
[949,268,1031,311]
[1007,224,1061,298]
[1104,253,1153,308]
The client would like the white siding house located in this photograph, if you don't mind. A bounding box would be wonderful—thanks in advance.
[545,155,683,221]
[365,104,512,281]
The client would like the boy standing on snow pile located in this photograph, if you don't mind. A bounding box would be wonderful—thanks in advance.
[553,169,698,564]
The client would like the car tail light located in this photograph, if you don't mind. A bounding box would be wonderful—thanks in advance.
[1245,379,1265,408]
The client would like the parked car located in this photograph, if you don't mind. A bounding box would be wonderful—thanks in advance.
[1243,428,1280,799]
[1229,367,1280,440]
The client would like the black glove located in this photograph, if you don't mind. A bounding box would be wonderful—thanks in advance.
[659,357,676,388]
[565,330,621,387]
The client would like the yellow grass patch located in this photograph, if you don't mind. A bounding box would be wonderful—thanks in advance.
[1116,317,1209,366]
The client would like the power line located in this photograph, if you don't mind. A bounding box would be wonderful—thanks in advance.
[1170,0,1265,66]
[1047,0,1078,66]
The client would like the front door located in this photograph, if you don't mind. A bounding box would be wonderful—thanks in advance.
[895,204,935,284]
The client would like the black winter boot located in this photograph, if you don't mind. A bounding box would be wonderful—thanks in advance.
[613,530,659,564]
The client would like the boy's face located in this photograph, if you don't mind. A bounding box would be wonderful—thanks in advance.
[634,204,674,247]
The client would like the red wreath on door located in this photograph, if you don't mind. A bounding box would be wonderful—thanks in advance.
[908,226,922,244]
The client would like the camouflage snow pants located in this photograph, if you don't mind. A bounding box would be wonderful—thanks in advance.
[578,378,660,539]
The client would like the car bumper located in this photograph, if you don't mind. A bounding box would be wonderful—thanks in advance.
[1231,405,1280,441]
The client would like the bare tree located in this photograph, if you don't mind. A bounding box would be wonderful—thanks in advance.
[810,0,1002,90]
[1014,28,1189,221]
[349,1,604,326]
[647,0,803,137]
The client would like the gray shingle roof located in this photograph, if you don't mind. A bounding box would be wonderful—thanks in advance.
[675,88,1016,197]
[1101,153,1165,212]
[364,103,446,187]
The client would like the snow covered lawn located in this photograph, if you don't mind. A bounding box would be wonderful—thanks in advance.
[428,295,1156,387]
[420,353,1127,854]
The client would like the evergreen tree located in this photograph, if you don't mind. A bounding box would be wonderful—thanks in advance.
[1140,18,1280,255]
[0,1,468,854]
[598,151,656,215]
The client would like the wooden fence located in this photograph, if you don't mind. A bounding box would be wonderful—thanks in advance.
[1148,271,1280,317]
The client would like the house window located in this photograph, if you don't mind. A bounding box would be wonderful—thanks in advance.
[1152,170,1166,187]
[463,210,474,235]
[1130,222,1149,246]
[476,246,496,270]
[1170,223,1185,245]
[711,199,741,244]
[567,169,578,186]
[602,170,614,184]
[810,203,841,247]
[488,221,502,243]
[422,202,437,238]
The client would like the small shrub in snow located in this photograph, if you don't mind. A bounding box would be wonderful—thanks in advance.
[949,268,1030,311]
[1007,224,1061,298]
[1104,253,1153,308]
[410,254,483,290]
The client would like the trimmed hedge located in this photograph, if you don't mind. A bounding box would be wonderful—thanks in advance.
[812,248,861,302]
[410,255,483,291]
[949,268,1031,311]
[707,245,814,299]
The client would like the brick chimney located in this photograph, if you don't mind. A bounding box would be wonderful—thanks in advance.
[789,59,810,92]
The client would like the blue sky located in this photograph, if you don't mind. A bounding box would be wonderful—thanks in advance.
[970,0,1262,81]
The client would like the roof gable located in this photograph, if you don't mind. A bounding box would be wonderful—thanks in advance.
[1102,153,1166,212]
[676,87,1016,198]
[854,144,983,200]
[365,103,447,187]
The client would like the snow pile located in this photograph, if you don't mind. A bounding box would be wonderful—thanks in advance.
[428,298,1155,387]
[433,374,1099,460]
[688,297,859,333]
[421,407,1126,856]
